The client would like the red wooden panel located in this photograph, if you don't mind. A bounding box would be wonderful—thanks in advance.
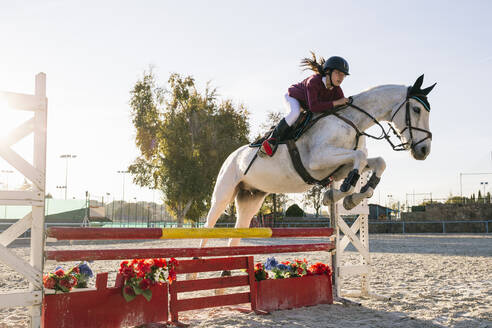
[45,242,335,261]
[47,227,163,240]
[175,257,248,274]
[175,292,251,312]
[173,275,249,293]
[247,256,257,312]
[47,227,333,240]
[271,228,334,237]
[169,256,255,323]
[255,274,333,312]
[42,273,168,328]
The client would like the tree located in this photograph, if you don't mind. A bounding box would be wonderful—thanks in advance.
[285,204,305,217]
[128,70,250,226]
[259,193,288,215]
[302,185,324,217]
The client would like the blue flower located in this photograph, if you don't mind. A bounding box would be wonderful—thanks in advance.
[276,263,288,271]
[264,257,278,270]
[78,262,93,278]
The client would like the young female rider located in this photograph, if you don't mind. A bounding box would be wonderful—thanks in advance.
[261,53,350,157]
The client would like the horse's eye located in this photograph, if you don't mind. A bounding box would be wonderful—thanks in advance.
[413,106,421,114]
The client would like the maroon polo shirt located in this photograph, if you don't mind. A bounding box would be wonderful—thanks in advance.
[288,74,344,113]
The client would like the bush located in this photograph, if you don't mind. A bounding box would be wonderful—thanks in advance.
[285,204,305,217]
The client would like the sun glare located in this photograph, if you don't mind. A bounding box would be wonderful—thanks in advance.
[0,97,34,189]
[0,101,34,139]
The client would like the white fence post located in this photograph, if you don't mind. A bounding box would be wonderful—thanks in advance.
[0,73,47,327]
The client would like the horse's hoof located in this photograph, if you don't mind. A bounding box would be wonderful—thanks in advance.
[343,195,357,210]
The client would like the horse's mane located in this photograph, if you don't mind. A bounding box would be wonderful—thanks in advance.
[351,84,407,102]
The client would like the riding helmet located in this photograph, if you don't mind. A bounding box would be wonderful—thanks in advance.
[323,56,350,75]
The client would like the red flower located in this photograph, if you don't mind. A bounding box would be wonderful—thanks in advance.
[69,275,78,287]
[120,266,135,279]
[54,269,65,277]
[139,262,152,274]
[309,262,332,276]
[139,278,151,290]
[120,261,129,268]
[153,258,166,268]
[59,279,73,290]
[43,276,56,289]
[71,267,80,274]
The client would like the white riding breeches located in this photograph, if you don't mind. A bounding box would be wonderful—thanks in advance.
[283,93,301,126]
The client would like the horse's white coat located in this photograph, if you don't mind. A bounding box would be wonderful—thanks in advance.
[201,82,433,247]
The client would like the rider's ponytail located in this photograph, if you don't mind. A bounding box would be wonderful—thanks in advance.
[300,51,326,76]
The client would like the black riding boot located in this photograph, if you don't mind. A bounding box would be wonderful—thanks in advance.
[260,118,291,157]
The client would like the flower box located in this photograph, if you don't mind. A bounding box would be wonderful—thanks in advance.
[42,272,169,328]
[254,274,333,312]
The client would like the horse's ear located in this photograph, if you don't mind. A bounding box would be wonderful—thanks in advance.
[421,82,437,95]
[411,74,424,94]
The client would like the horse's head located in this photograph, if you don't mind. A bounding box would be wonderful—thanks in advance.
[391,75,436,160]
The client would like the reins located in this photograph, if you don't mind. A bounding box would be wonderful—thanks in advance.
[343,88,432,152]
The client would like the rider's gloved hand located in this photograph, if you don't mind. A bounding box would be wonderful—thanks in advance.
[333,97,349,107]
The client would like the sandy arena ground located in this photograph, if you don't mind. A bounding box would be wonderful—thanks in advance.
[1,234,491,328]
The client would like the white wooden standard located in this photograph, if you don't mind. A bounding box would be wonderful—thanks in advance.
[330,173,388,302]
[0,73,47,328]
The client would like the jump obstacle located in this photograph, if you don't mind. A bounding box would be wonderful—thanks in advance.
[0,74,383,327]
[43,227,337,327]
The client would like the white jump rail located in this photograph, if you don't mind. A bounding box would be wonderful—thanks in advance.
[0,73,47,327]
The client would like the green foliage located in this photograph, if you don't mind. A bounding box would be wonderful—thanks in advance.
[285,204,305,217]
[128,70,250,225]
[260,193,288,215]
[302,185,324,217]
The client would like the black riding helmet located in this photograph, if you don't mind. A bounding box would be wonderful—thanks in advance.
[323,56,350,75]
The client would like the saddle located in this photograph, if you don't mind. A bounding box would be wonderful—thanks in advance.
[250,110,314,148]
[246,108,349,186]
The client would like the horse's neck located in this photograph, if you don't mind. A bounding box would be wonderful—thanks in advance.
[340,85,407,132]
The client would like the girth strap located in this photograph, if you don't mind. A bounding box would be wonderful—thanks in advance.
[332,113,363,149]
[286,139,335,186]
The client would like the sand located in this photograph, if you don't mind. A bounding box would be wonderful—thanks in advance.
[1,234,491,328]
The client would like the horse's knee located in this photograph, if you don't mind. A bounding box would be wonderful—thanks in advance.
[373,157,386,173]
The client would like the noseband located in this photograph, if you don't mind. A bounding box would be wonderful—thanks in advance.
[343,87,432,152]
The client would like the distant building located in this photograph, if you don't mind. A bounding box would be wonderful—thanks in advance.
[369,204,398,220]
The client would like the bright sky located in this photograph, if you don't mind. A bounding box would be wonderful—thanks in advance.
[0,1,491,208]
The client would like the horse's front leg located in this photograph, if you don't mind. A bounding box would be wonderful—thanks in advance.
[307,146,368,205]
[342,156,386,210]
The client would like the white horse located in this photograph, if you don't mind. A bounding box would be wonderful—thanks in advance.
[200,75,436,248]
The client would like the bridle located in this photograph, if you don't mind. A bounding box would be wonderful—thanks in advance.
[343,87,432,152]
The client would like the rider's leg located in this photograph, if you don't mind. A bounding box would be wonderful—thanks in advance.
[261,94,300,157]
[284,94,302,126]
